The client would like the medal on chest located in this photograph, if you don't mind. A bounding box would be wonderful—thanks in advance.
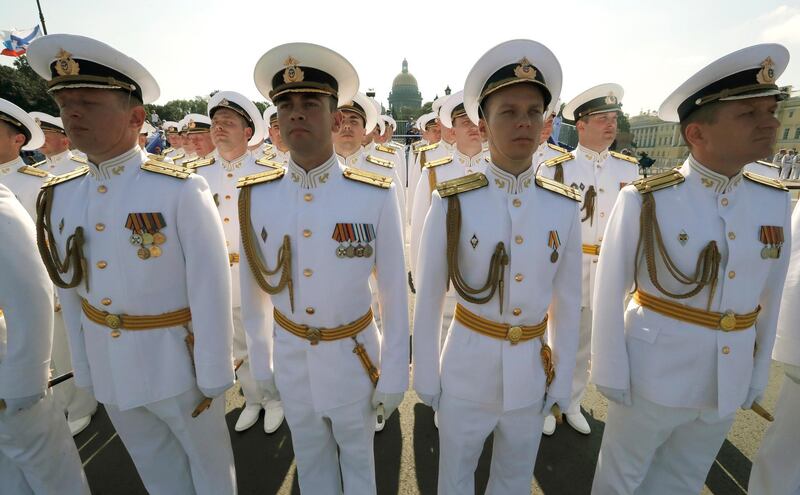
[332,223,376,258]
[125,212,167,260]
[548,230,561,263]
[759,225,784,259]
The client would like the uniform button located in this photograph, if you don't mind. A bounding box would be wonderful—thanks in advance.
[227,173,234,178]
[599,188,605,193]
[305,307,315,315]
[303,229,312,238]
[97,261,107,269]
[512,308,522,316]
[225,195,231,200]
[101,298,112,306]
[95,223,105,231]
[600,212,605,218]
[721,198,729,206]
[515,273,523,282]
[97,185,107,193]
[728,271,736,279]
[303,269,313,277]
[722,346,731,355]
[304,193,313,202]
[515,235,524,244]
[224,217,230,223]
[512,198,522,207]
[728,232,736,240]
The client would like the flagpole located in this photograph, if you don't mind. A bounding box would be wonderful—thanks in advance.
[35,0,48,35]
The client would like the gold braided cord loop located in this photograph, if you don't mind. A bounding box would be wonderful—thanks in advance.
[446,196,509,313]
[581,185,597,225]
[35,187,88,290]
[633,193,720,310]
[238,185,295,312]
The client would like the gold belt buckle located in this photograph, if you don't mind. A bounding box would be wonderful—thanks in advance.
[719,311,737,332]
[105,314,123,338]
[507,326,523,345]
[305,327,321,345]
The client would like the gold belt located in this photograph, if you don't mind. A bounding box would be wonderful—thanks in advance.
[633,290,760,332]
[274,308,373,345]
[582,244,600,256]
[454,303,547,345]
[81,298,192,338]
[228,252,240,264]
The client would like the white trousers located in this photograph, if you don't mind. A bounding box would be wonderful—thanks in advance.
[282,396,376,495]
[592,394,734,495]
[104,386,236,495]
[568,308,592,415]
[51,310,97,420]
[0,394,90,495]
[233,307,268,405]
[438,393,544,495]
[749,376,800,495]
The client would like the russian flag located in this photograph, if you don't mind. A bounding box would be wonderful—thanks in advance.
[1,26,42,57]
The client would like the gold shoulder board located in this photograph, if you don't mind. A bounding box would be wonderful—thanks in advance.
[543,153,574,167]
[237,167,286,188]
[610,150,640,164]
[255,156,283,169]
[366,155,394,168]
[188,157,215,169]
[31,159,47,168]
[141,159,192,179]
[412,141,426,151]
[160,147,175,155]
[437,173,488,198]
[743,171,788,191]
[632,169,684,194]
[263,143,274,152]
[416,142,439,153]
[343,167,392,188]
[386,142,403,150]
[261,150,277,161]
[547,143,569,154]
[424,156,453,169]
[375,144,396,155]
[17,165,49,178]
[70,155,88,164]
[172,152,185,161]
[756,160,780,170]
[535,176,581,201]
[42,165,89,188]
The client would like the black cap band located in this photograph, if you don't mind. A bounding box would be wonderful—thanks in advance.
[480,58,552,108]
[0,112,31,145]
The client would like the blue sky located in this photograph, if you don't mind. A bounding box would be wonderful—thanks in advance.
[3,0,799,117]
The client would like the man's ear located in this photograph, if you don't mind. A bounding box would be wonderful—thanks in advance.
[478,118,489,142]
[245,127,254,141]
[331,109,343,134]
[683,122,706,149]
[130,106,146,131]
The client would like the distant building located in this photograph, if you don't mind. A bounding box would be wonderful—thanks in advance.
[388,59,422,122]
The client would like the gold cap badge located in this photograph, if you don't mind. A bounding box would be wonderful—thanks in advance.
[188,119,196,129]
[513,57,537,80]
[283,56,305,84]
[55,48,80,77]
[756,57,776,84]
[604,93,618,105]
[219,98,229,106]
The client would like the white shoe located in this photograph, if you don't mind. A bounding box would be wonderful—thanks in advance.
[263,400,284,434]
[235,403,262,432]
[565,411,591,435]
[68,415,92,436]
[542,414,556,436]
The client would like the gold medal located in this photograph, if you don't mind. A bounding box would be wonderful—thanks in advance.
[346,245,356,258]
[363,244,373,257]
[153,232,166,245]
[761,247,770,259]
[355,245,365,258]
[137,247,151,260]
[141,232,154,245]
[771,246,780,259]
[336,245,347,258]
[550,251,559,263]
[149,245,162,258]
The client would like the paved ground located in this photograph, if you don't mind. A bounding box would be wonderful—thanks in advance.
[73,361,786,494]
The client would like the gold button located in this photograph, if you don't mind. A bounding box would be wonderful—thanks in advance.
[600,212,605,218]
[224,217,230,223]
[225,195,231,200]
[227,173,233,178]
[97,185,107,193]
[728,271,735,279]
[305,307,315,315]
[728,232,736,240]
[512,198,522,207]
[515,235,523,245]
[101,298,112,306]
[515,273,523,282]
[303,229,312,238]
[97,261,108,269]
[303,269,313,277]
[512,308,522,316]
[721,198,729,206]
[304,193,313,202]
[95,223,105,231]
[722,346,731,355]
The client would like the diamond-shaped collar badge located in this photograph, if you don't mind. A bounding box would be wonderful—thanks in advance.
[260,227,268,243]
[470,234,479,249]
